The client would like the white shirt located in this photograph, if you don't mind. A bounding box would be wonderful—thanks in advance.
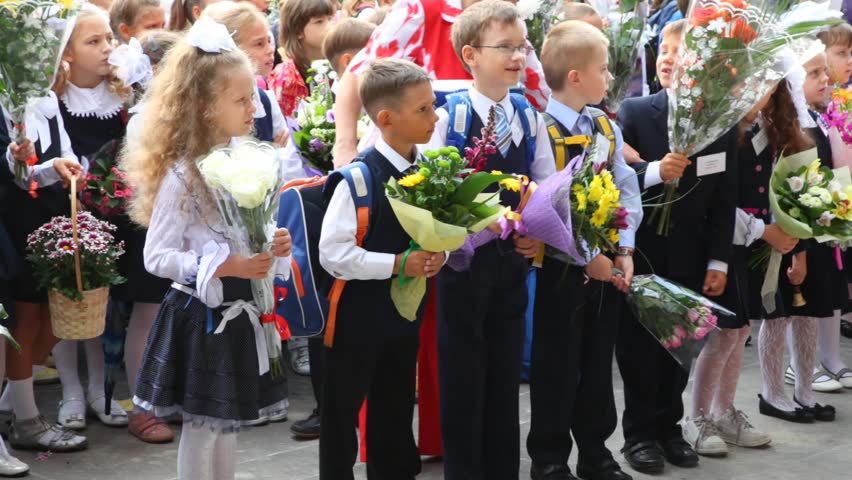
[145,156,291,308]
[319,137,415,280]
[421,86,556,184]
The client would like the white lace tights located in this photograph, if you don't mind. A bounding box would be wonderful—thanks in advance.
[760,317,818,411]
[691,324,751,419]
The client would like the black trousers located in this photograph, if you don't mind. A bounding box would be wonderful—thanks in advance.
[436,241,529,480]
[527,259,619,467]
[308,336,325,411]
[318,335,421,480]
[615,276,691,445]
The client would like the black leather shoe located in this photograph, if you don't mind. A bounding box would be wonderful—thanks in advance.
[758,394,815,423]
[794,396,836,421]
[530,463,578,480]
[659,437,698,468]
[576,458,632,480]
[620,441,664,473]
[290,410,320,439]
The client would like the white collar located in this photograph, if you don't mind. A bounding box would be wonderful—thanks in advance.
[61,81,124,119]
[467,86,522,145]
[375,136,417,173]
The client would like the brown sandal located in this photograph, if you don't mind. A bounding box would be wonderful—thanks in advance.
[128,412,174,444]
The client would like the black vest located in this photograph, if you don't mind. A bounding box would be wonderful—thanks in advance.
[737,125,772,222]
[253,88,274,142]
[59,100,126,159]
[463,111,530,209]
[329,147,423,346]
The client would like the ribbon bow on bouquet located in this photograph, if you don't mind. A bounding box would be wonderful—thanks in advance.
[496,175,535,240]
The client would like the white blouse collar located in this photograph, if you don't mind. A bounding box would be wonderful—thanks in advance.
[61,81,124,119]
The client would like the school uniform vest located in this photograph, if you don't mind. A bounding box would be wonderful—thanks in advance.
[463,111,530,208]
[254,88,274,142]
[59,101,126,159]
[331,148,423,346]
[422,0,471,80]
[737,125,772,223]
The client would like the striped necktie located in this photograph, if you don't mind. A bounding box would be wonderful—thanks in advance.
[493,104,512,158]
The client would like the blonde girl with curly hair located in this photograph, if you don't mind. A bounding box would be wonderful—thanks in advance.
[122,18,292,480]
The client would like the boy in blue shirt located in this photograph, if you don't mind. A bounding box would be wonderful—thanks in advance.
[421,1,556,478]
[526,20,643,480]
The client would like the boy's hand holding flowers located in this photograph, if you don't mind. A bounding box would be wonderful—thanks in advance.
[513,232,541,258]
[703,270,726,297]
[659,153,691,182]
[272,228,292,257]
[761,224,798,254]
[585,254,614,282]
[613,253,634,292]
[394,250,445,278]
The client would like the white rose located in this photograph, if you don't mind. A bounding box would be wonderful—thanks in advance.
[798,193,822,209]
[198,150,231,189]
[232,145,278,193]
[786,175,805,193]
[829,180,842,194]
[228,174,267,209]
[808,186,832,204]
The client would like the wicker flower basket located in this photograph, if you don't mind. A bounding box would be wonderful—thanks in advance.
[47,177,108,339]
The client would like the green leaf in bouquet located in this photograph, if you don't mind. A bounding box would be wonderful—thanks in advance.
[451,172,513,205]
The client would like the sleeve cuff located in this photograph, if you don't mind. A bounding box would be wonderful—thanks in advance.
[707,260,728,274]
[274,255,292,281]
[196,240,231,308]
[644,161,664,188]
[618,230,636,249]
[370,252,397,279]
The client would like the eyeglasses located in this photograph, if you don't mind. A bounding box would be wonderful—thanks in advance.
[471,44,533,57]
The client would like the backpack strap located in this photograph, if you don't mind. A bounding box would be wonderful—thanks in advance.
[445,92,473,154]
[509,93,537,168]
[541,112,592,171]
[588,107,616,164]
[323,161,373,347]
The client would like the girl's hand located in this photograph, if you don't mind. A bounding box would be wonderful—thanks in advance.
[272,228,292,257]
[762,224,798,254]
[787,251,807,286]
[215,253,273,279]
[53,158,86,189]
[9,140,35,163]
[273,129,289,147]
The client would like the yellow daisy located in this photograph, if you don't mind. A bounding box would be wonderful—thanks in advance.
[572,184,587,211]
[399,173,425,187]
[608,228,620,243]
[588,176,604,202]
[499,176,521,192]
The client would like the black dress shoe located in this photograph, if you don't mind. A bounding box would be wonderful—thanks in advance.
[290,410,320,439]
[794,396,836,421]
[658,437,698,468]
[576,458,633,480]
[530,463,578,480]
[620,441,664,473]
[758,394,815,423]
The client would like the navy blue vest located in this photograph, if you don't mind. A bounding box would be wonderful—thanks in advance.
[59,101,126,159]
[253,88,274,142]
[328,147,423,345]
[463,111,530,209]
[737,125,772,223]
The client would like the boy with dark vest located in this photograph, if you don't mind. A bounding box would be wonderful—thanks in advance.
[420,1,555,477]
[526,21,642,480]
[317,58,445,480]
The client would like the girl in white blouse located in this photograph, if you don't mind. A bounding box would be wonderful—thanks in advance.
[121,19,292,480]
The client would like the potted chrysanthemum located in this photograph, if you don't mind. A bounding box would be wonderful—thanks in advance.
[26,210,125,339]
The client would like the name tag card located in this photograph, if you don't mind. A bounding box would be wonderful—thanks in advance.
[696,152,726,177]
[752,129,769,155]
[592,133,611,171]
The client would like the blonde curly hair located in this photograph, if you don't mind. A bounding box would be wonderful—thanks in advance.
[121,38,255,226]
[52,3,131,99]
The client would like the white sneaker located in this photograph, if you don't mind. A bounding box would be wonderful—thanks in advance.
[714,408,771,448]
[289,343,310,376]
[0,439,27,477]
[682,416,728,456]
[785,366,844,392]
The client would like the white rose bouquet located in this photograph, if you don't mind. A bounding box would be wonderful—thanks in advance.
[197,141,285,377]
[759,148,852,312]
[0,0,76,182]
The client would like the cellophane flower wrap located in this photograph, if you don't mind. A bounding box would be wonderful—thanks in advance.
[589,0,649,112]
[516,0,560,53]
[759,148,852,313]
[0,304,19,351]
[627,274,730,368]
[293,60,336,175]
[197,141,286,377]
[81,140,133,218]
[520,143,628,265]
[653,0,842,236]
[26,211,125,302]
[823,87,852,174]
[384,141,512,320]
[0,0,76,182]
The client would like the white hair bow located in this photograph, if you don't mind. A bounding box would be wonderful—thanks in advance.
[187,17,237,53]
[108,38,153,87]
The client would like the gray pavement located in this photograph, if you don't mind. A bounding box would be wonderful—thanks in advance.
[16,322,852,479]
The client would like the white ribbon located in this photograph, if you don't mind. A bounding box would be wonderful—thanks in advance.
[214,300,271,375]
[187,17,237,53]
[24,92,60,154]
[109,38,153,87]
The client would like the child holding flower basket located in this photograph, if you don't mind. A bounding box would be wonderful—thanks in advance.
[122,19,292,480]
